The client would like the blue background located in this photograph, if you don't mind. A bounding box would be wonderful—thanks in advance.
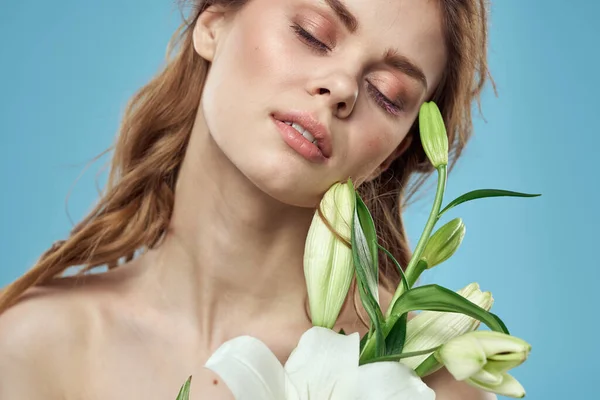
[0,1,597,398]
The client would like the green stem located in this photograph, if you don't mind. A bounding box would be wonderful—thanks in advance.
[407,259,428,288]
[415,354,443,377]
[385,165,448,319]
[360,346,441,365]
[360,165,448,364]
[359,315,400,363]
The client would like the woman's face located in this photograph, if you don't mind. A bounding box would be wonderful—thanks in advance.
[195,0,446,207]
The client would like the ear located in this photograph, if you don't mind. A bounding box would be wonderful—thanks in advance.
[365,134,414,182]
[192,6,230,62]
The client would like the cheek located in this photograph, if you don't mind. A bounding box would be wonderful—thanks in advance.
[349,130,398,180]
[361,137,388,167]
[204,15,300,119]
[201,20,281,135]
[209,31,268,95]
[233,31,276,81]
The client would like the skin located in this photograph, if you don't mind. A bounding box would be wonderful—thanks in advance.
[0,0,496,399]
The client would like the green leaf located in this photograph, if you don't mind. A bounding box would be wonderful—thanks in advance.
[175,376,192,400]
[389,285,508,335]
[356,279,386,358]
[385,312,408,355]
[378,244,409,293]
[352,208,386,358]
[353,200,379,303]
[355,195,379,283]
[439,189,541,217]
[378,245,410,356]
[338,328,346,335]
[362,345,442,365]
[360,320,377,353]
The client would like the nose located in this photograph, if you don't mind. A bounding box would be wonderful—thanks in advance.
[307,71,359,119]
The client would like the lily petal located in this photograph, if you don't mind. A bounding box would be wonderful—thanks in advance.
[356,362,436,400]
[205,335,300,400]
[437,335,487,381]
[284,327,359,399]
[468,372,526,398]
[304,181,356,329]
[470,368,503,386]
[475,332,531,363]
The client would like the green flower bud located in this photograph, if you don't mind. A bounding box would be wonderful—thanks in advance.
[421,218,466,268]
[304,180,356,329]
[419,102,449,168]
[435,331,531,398]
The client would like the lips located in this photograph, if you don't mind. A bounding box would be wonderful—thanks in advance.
[271,111,333,158]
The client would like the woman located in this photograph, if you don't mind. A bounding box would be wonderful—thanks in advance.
[0,0,495,398]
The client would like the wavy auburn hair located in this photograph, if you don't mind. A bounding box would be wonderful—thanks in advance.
[0,0,493,314]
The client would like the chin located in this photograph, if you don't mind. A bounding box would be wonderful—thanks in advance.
[264,185,324,209]
[204,110,337,209]
[238,152,331,209]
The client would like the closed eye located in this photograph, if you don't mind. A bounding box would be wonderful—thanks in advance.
[291,24,330,54]
[292,24,405,116]
[366,82,404,116]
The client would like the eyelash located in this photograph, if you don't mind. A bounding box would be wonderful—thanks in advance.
[366,82,403,116]
[291,24,404,116]
[291,24,330,53]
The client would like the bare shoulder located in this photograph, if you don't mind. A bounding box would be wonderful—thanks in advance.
[423,367,498,400]
[0,278,105,398]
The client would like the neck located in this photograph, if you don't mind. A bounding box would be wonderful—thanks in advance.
[134,109,315,347]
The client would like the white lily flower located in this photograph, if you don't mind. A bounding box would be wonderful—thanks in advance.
[400,283,493,371]
[435,331,531,398]
[304,181,356,329]
[205,326,436,400]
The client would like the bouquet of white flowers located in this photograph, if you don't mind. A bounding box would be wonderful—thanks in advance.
[176,102,537,399]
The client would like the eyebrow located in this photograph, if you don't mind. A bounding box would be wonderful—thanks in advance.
[322,0,428,91]
[323,0,359,33]
[384,49,428,91]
